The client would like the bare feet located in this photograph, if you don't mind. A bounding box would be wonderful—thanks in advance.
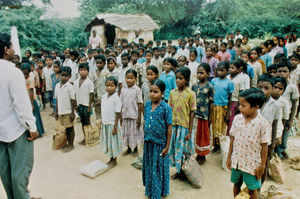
[171,173,180,180]
[108,158,117,168]
[62,145,74,153]
[122,148,132,156]
[78,140,86,146]
[196,155,206,165]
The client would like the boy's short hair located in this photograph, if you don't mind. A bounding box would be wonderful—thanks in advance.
[239,88,266,108]
[78,62,89,72]
[152,47,160,52]
[220,42,227,47]
[95,54,106,62]
[60,66,72,76]
[138,38,144,42]
[106,76,118,86]
[257,73,275,86]
[131,50,139,56]
[87,49,93,54]
[267,64,277,72]
[276,60,292,72]
[273,76,287,91]
[70,50,79,58]
[289,53,300,60]
[45,55,53,60]
[121,52,131,60]
[20,63,31,72]
[274,53,287,63]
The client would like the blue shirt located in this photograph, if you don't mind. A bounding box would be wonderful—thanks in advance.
[144,100,173,144]
[260,54,272,68]
[137,57,146,64]
[160,70,177,101]
[211,78,234,106]
[51,73,60,97]
[247,64,255,78]
[196,46,206,63]
[227,49,236,61]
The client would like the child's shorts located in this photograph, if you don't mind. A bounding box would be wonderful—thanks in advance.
[231,168,261,190]
[78,105,92,125]
[59,114,74,129]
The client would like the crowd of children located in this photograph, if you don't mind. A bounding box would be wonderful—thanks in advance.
[14,31,300,199]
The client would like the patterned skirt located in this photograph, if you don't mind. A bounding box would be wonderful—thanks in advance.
[101,124,122,158]
[195,119,210,156]
[169,125,194,173]
[122,118,143,150]
[143,141,169,199]
[211,105,228,138]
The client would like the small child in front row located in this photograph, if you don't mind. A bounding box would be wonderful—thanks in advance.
[271,77,290,158]
[74,63,94,145]
[211,61,234,152]
[276,60,299,159]
[227,88,271,199]
[169,67,196,180]
[191,63,214,164]
[257,74,280,184]
[120,69,143,156]
[100,76,122,168]
[55,66,76,152]
[143,79,172,199]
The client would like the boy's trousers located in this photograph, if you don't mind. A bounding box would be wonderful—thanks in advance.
[0,131,34,199]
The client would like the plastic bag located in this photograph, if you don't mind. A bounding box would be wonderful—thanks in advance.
[269,154,286,184]
[83,125,100,147]
[80,160,108,179]
[182,152,204,188]
[220,135,230,171]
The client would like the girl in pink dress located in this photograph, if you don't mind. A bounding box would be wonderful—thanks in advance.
[120,69,143,156]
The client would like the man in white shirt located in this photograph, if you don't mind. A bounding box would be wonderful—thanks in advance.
[89,30,102,49]
[0,33,38,199]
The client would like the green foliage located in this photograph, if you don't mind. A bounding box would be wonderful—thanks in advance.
[0,5,88,53]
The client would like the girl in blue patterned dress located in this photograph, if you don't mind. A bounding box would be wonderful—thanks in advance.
[143,79,172,199]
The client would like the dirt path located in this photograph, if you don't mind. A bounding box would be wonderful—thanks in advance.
[1,107,300,199]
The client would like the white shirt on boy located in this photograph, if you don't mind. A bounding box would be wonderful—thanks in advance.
[101,92,122,125]
[74,77,94,106]
[275,96,290,138]
[55,81,75,115]
[43,66,54,91]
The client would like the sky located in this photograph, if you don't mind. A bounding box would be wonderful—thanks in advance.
[32,0,80,18]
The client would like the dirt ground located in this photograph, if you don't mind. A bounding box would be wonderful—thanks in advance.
[1,107,300,199]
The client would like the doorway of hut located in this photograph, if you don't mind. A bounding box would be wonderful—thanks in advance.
[105,23,116,46]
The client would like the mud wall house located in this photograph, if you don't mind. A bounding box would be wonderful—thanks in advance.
[85,13,159,48]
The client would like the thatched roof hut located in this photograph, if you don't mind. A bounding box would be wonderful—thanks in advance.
[85,13,159,47]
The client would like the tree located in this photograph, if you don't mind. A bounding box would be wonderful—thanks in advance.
[0,0,50,9]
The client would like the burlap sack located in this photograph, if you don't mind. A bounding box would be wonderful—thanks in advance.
[269,154,286,184]
[83,125,100,147]
[235,187,250,199]
[52,126,67,150]
[289,156,300,170]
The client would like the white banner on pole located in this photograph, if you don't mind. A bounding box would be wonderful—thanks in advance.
[11,26,21,59]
